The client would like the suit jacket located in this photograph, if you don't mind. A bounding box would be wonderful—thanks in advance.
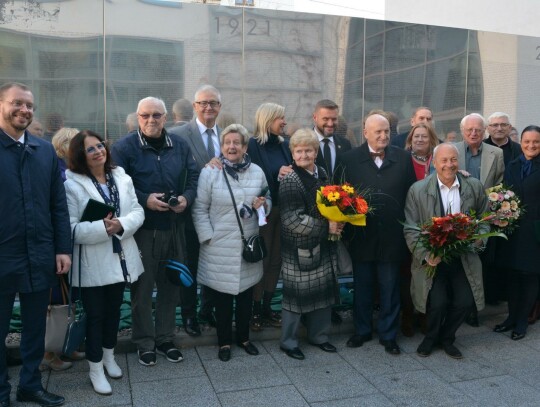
[455,141,504,189]
[498,155,540,274]
[403,173,488,313]
[390,131,408,149]
[315,134,352,178]
[338,144,416,262]
[171,120,221,170]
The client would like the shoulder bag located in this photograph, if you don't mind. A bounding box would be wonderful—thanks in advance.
[223,170,267,263]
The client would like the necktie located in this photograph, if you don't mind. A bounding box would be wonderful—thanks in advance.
[322,138,332,176]
[370,151,385,160]
[206,128,215,158]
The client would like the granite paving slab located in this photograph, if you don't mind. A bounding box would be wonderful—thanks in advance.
[310,393,396,407]
[218,384,309,407]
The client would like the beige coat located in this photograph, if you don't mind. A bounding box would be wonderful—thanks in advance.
[403,173,489,313]
[454,141,504,189]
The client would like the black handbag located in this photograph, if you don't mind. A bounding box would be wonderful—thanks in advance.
[223,170,267,263]
[62,226,87,355]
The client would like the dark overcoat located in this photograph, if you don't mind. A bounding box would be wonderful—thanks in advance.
[498,155,540,274]
[338,143,416,262]
[0,131,71,294]
[279,166,339,313]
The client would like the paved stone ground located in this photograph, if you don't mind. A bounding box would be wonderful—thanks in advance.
[6,304,540,406]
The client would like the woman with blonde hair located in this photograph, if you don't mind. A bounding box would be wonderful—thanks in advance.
[247,102,292,330]
[51,127,79,180]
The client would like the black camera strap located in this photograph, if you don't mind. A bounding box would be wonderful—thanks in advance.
[223,170,247,244]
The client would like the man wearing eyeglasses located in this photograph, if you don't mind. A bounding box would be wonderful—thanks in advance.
[169,85,222,337]
[0,82,71,406]
[455,113,504,327]
[111,96,199,367]
[484,112,521,166]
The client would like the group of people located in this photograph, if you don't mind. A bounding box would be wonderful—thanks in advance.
[1,80,539,407]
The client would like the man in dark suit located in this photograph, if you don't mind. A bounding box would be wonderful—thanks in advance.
[173,85,222,335]
[391,107,433,149]
[313,99,352,179]
[339,114,416,355]
[0,82,71,407]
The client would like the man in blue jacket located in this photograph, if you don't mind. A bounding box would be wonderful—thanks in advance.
[112,96,199,367]
[0,82,71,407]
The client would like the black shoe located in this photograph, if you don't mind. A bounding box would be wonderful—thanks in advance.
[346,334,372,348]
[238,341,259,355]
[379,339,401,355]
[183,317,201,337]
[218,346,231,362]
[280,346,305,360]
[442,343,463,359]
[331,309,343,324]
[416,339,434,357]
[16,388,65,407]
[465,310,479,327]
[137,349,157,366]
[493,323,513,333]
[511,331,526,341]
[198,311,217,328]
[156,342,183,363]
[310,341,337,353]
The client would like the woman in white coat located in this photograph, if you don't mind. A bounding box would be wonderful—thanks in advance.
[193,124,271,362]
[64,130,144,395]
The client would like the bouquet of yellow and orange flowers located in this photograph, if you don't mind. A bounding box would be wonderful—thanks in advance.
[316,183,370,240]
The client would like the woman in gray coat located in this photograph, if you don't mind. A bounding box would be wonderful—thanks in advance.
[278,128,343,360]
[193,124,271,362]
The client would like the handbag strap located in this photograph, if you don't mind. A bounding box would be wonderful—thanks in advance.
[223,170,247,242]
[67,225,83,318]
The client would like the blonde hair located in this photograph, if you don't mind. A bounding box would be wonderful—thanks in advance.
[253,102,285,144]
[51,127,79,159]
[405,123,439,152]
[289,128,319,152]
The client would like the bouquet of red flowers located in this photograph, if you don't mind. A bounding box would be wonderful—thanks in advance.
[408,212,506,278]
[485,184,522,234]
[316,183,370,240]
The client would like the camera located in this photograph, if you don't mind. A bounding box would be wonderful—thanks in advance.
[159,190,179,207]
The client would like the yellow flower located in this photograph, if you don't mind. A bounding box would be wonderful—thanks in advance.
[342,185,355,194]
[327,192,340,202]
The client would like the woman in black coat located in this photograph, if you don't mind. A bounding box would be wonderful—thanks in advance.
[494,125,540,340]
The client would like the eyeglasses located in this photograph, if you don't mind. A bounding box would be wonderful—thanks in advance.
[464,128,484,134]
[488,123,510,128]
[195,101,220,109]
[85,142,106,154]
[138,113,165,120]
[1,99,35,111]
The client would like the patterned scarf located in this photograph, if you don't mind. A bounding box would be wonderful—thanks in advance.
[220,153,252,181]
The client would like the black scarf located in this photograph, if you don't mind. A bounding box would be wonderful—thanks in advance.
[292,163,328,219]
[220,153,252,181]
[519,154,532,180]
[89,171,130,282]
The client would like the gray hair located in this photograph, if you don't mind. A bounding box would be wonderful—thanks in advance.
[460,113,486,130]
[125,112,138,132]
[487,112,511,123]
[194,84,221,103]
[136,97,167,114]
[220,124,250,146]
[172,98,193,122]
[433,142,459,160]
[289,128,319,152]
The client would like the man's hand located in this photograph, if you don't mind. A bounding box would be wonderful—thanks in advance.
[169,196,188,213]
[278,165,293,180]
[206,157,223,169]
[458,169,470,177]
[426,254,442,267]
[56,254,71,274]
[146,193,170,212]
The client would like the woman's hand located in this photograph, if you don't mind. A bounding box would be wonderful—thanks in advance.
[252,196,266,210]
[104,213,123,236]
[328,221,344,235]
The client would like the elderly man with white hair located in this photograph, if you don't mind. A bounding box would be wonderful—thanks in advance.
[112,96,199,367]
[404,143,489,359]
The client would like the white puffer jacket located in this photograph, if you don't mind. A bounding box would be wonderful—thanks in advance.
[65,167,145,287]
[193,165,271,295]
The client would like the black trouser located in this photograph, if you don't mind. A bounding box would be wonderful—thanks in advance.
[80,282,126,362]
[206,286,252,347]
[180,226,213,319]
[505,271,539,334]
[425,260,475,345]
